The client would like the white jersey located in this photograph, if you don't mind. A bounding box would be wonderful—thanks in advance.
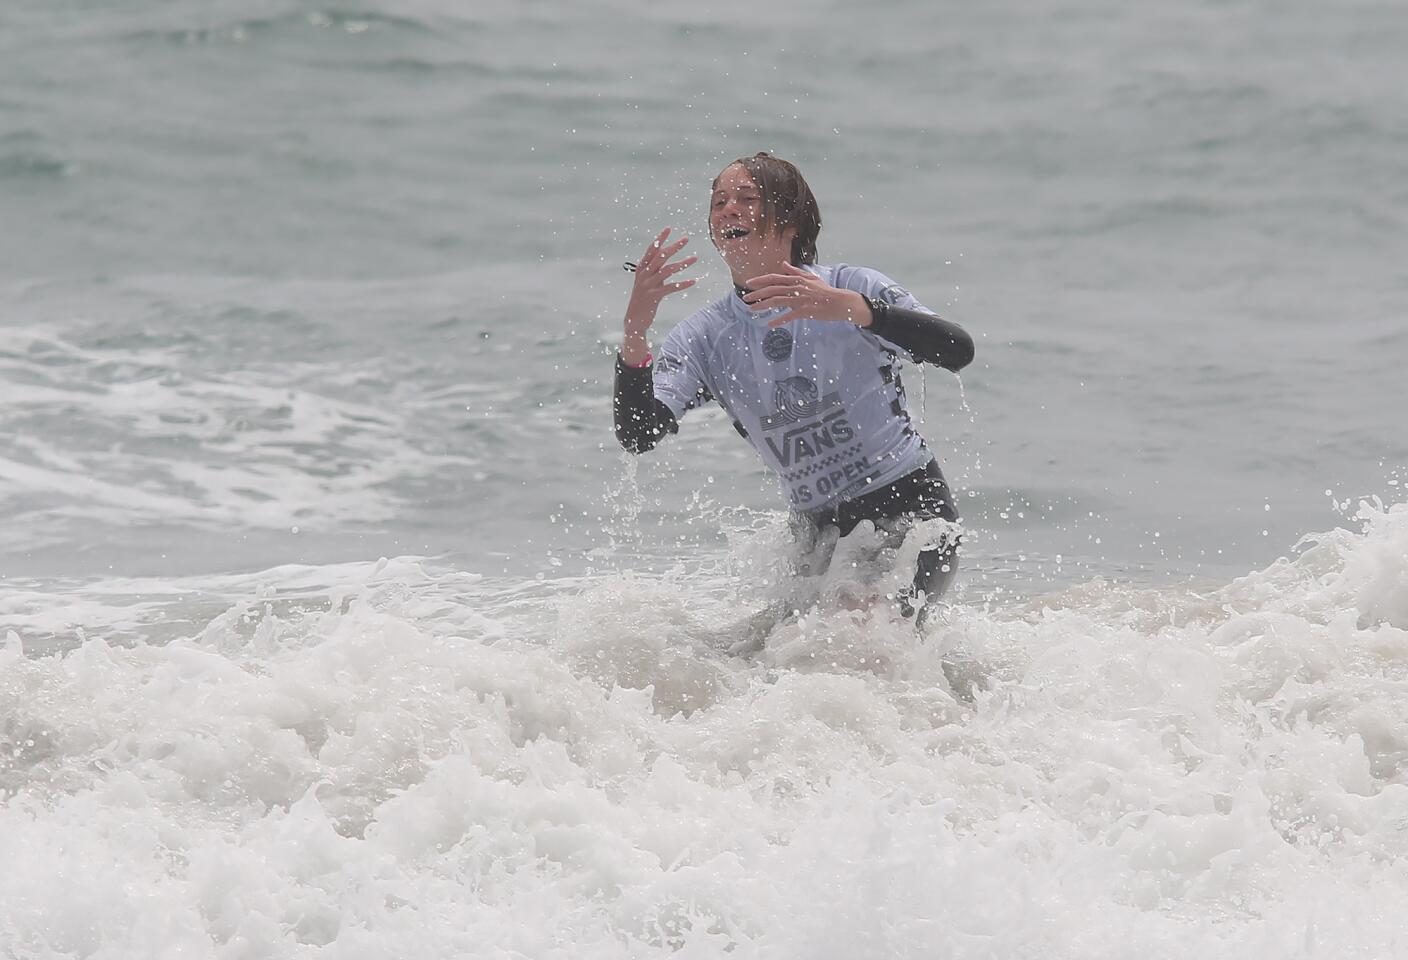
[653,264,934,509]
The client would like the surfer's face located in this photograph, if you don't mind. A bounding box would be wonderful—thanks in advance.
[709,163,795,279]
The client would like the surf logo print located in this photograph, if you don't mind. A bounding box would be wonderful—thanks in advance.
[759,377,840,430]
[761,327,793,362]
[764,410,856,469]
[756,376,853,468]
[784,448,874,506]
[774,376,819,416]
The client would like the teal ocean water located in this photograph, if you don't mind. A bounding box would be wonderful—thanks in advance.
[3,1,1407,955]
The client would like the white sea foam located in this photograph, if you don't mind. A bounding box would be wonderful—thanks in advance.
[0,318,472,541]
[3,503,1406,956]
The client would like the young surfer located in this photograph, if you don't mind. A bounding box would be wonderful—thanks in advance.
[613,152,974,622]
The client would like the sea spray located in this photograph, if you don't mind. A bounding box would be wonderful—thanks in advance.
[3,506,1408,955]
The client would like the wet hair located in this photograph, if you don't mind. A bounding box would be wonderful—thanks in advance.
[713,152,822,265]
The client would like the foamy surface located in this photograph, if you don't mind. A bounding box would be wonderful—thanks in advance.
[4,504,1407,956]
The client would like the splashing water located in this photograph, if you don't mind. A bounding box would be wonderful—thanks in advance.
[3,503,1407,956]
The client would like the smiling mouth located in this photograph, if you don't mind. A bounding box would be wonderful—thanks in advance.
[719,227,751,240]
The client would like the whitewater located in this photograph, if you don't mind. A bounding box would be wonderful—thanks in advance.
[3,500,1406,957]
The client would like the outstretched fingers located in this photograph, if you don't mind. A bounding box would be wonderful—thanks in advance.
[641,230,689,273]
[656,237,690,271]
[744,272,803,290]
[659,255,698,278]
[742,284,804,308]
[631,228,699,301]
[662,251,700,292]
[638,227,671,270]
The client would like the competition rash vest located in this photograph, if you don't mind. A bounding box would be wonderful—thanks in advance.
[653,264,934,510]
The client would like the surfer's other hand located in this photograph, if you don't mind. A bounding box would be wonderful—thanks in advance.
[742,262,870,328]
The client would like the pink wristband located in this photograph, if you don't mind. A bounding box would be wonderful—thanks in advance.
[624,352,652,369]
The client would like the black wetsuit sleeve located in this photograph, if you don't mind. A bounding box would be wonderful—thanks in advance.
[864,299,975,372]
[613,354,679,453]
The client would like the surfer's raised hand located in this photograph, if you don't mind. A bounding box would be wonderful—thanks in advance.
[742,261,871,329]
[621,228,697,366]
[625,228,698,329]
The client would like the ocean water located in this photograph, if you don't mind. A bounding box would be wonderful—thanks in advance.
[2,0,1407,956]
